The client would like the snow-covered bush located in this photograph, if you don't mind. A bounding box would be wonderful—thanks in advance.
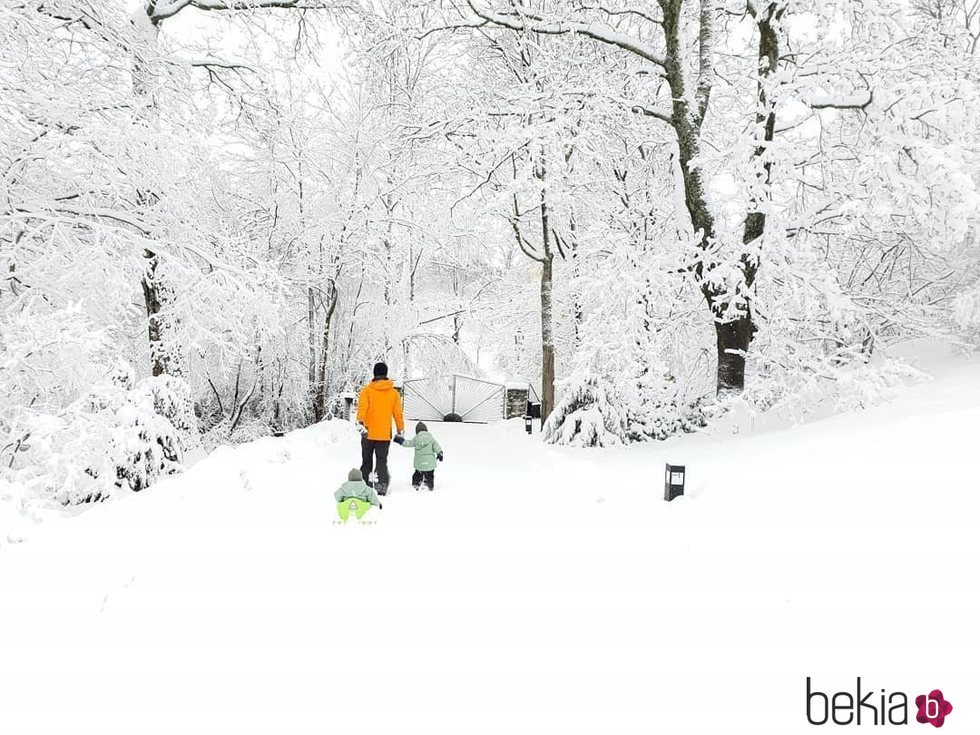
[1,375,190,506]
[99,379,187,495]
[139,374,198,452]
[545,370,709,448]
[544,375,629,447]
[627,375,709,441]
[544,248,710,448]
[741,347,928,422]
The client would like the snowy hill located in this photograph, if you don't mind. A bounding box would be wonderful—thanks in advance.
[1,352,979,735]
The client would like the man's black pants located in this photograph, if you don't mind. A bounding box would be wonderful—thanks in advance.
[411,470,435,489]
[361,437,391,486]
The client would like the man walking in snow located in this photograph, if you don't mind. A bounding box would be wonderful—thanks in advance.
[356,362,404,496]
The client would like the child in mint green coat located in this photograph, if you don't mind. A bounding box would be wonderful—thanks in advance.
[395,422,443,491]
[335,468,381,519]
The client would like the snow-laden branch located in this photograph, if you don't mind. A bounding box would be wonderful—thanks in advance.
[511,219,545,263]
[147,0,339,23]
[465,0,666,69]
[417,20,490,40]
[10,205,247,277]
[188,58,258,71]
[807,90,873,111]
[510,193,545,263]
[623,99,672,124]
[576,3,663,27]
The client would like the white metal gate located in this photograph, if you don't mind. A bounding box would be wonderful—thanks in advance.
[402,375,505,423]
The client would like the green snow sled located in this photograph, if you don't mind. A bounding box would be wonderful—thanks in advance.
[337,497,373,521]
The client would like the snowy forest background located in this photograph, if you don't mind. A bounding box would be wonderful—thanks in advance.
[2,0,979,507]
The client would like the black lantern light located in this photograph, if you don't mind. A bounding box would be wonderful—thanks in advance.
[664,463,685,501]
[524,414,533,434]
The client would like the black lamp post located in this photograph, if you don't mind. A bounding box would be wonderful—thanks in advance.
[524,415,533,434]
[664,463,685,501]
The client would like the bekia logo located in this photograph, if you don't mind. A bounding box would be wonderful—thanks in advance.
[806,678,954,727]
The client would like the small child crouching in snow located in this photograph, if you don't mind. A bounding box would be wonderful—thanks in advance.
[335,468,382,520]
[395,422,443,491]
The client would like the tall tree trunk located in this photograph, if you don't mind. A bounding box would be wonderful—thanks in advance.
[712,1,782,394]
[568,215,582,348]
[540,255,555,421]
[307,286,317,415]
[510,155,558,421]
[314,285,338,421]
[662,0,765,395]
[381,192,395,360]
[538,171,556,421]
[132,12,182,379]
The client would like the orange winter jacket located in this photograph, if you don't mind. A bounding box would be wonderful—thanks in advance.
[356,379,405,441]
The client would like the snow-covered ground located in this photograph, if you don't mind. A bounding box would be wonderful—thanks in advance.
[2,352,979,735]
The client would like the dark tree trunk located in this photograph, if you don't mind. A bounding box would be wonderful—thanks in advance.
[740,0,781,296]
[662,1,742,397]
[660,0,781,396]
[714,313,755,394]
[712,2,782,396]
[568,215,582,347]
[141,249,171,377]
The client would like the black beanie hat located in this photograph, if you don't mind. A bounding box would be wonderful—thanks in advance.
[373,362,388,378]
[415,421,427,434]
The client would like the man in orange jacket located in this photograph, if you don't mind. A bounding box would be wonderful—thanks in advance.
[356,362,404,496]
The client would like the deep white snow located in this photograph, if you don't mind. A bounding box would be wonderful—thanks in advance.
[1,351,979,735]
